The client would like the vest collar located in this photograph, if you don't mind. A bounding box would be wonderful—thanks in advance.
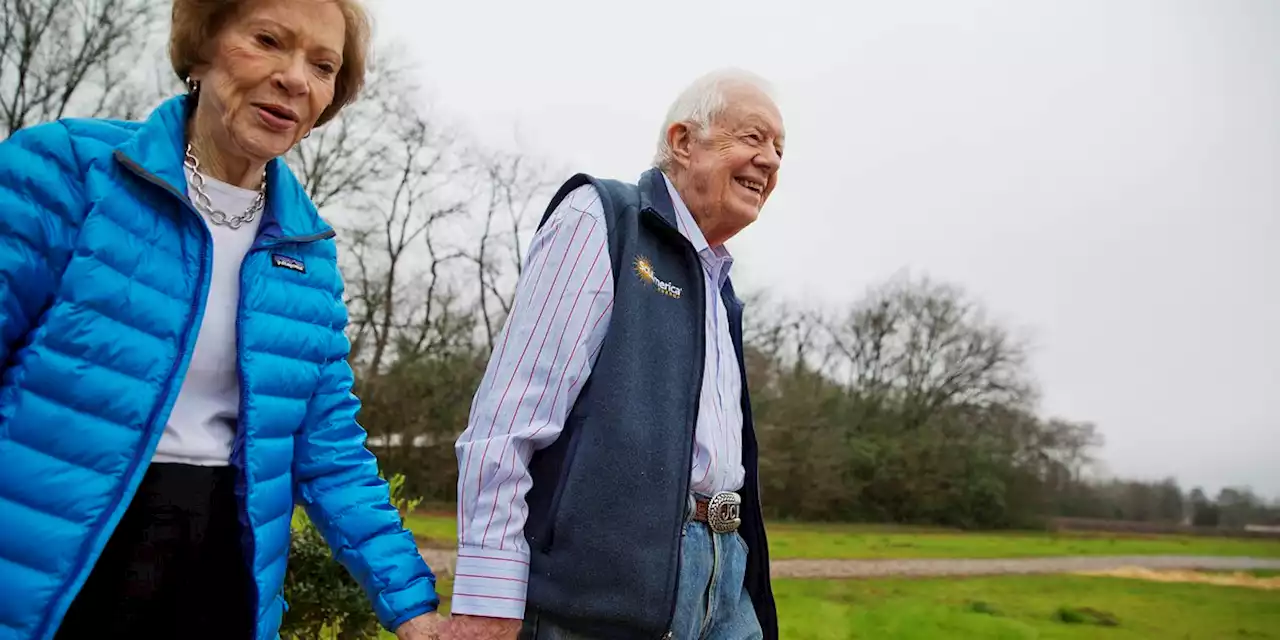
[637,167,743,306]
[637,167,680,231]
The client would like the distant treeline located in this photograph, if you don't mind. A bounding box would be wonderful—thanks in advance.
[359,274,1278,531]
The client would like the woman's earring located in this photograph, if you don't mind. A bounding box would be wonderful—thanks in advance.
[185,76,201,96]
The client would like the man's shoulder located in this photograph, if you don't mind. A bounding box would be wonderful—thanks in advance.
[552,172,639,203]
[554,182,604,219]
[544,172,643,228]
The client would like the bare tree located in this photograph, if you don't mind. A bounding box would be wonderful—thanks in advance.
[741,293,832,378]
[289,105,390,210]
[1041,418,1103,484]
[468,149,557,350]
[825,297,901,395]
[286,54,412,210]
[344,96,468,380]
[826,273,1035,427]
[1,0,164,136]
[284,50,473,374]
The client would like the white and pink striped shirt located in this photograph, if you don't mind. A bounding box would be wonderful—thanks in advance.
[451,174,744,619]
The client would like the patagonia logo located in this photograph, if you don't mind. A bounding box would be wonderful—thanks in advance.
[272,254,306,273]
[632,255,682,299]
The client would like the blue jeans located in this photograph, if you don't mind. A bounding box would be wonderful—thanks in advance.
[523,504,763,639]
[667,516,763,639]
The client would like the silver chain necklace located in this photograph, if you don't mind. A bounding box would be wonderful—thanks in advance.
[183,143,266,230]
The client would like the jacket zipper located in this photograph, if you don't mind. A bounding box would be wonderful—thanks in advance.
[646,208,706,639]
[233,247,256,628]
[39,152,217,639]
[233,231,333,632]
[106,151,333,638]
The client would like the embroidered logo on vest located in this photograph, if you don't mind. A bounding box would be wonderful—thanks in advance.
[272,254,306,273]
[633,255,681,299]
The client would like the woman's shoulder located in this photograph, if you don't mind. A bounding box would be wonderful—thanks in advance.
[4,116,141,172]
[61,115,143,148]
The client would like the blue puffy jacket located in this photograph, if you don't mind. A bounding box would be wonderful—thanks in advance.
[0,95,438,640]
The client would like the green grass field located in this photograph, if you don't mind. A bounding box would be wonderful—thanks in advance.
[404,513,1280,559]
[404,513,457,545]
[765,521,1280,559]
[379,515,1280,639]
[775,574,1280,639]
[377,575,1278,639]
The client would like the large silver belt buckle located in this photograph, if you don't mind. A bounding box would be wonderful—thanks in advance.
[706,491,742,534]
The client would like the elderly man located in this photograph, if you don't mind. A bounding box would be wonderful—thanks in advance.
[447,69,785,640]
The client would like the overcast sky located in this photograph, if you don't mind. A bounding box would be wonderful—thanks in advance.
[368,0,1279,498]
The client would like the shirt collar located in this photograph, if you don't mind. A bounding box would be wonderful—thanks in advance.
[661,173,734,279]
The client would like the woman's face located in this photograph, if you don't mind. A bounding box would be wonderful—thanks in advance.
[191,0,345,165]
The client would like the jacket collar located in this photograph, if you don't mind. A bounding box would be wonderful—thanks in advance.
[114,94,334,241]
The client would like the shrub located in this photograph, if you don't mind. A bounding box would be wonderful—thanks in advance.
[280,473,422,639]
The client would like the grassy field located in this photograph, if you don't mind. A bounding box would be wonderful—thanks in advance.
[775,574,1280,639]
[376,574,1277,639]
[405,512,457,545]
[381,515,1280,639]
[404,513,1280,559]
[765,521,1280,559]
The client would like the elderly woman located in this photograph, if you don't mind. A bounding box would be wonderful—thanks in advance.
[0,1,442,639]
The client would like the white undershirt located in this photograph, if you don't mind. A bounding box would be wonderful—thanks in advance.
[151,170,263,466]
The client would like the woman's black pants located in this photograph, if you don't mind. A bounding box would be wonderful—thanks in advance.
[55,463,254,639]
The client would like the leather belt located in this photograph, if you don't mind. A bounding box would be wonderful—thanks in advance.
[691,491,742,534]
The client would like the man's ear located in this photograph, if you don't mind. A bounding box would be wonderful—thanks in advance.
[667,122,697,170]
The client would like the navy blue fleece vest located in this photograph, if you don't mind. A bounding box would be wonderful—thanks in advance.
[521,168,777,639]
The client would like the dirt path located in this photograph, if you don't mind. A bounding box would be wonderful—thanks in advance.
[1075,567,1280,590]
[419,548,1280,580]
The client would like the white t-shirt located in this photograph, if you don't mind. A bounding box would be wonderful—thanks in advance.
[151,170,263,466]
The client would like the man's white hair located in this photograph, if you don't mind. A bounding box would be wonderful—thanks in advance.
[652,68,777,170]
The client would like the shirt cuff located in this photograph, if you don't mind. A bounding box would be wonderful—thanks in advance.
[449,546,530,619]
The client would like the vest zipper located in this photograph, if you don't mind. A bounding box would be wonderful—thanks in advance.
[646,209,705,639]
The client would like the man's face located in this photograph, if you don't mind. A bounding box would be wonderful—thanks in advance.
[672,84,785,246]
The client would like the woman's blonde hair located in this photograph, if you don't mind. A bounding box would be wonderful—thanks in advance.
[169,0,371,126]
